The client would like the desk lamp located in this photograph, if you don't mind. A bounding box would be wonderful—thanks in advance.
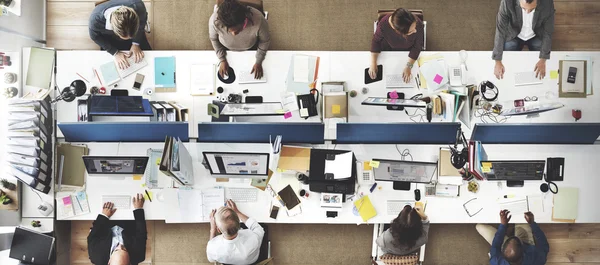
[52,79,86,103]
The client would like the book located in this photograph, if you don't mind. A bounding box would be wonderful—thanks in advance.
[155,57,176,92]
[57,191,91,219]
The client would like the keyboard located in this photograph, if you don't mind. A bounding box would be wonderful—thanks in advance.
[386,74,413,88]
[117,57,148,79]
[514,71,543,86]
[483,161,545,180]
[227,188,258,202]
[102,195,131,209]
[238,70,267,84]
[387,200,414,215]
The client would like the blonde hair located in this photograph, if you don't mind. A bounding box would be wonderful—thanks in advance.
[215,207,240,237]
[110,6,139,39]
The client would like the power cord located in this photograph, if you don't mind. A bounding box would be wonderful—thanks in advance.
[474,107,510,123]
[395,146,413,161]
[30,186,43,202]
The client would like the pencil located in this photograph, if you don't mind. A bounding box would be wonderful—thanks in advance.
[94,69,103,86]
[145,189,152,202]
[76,73,90,83]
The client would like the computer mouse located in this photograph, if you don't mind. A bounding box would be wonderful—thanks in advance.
[414,189,421,201]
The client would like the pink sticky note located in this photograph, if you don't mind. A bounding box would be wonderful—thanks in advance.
[284,112,292,119]
[433,74,443,84]
[389,90,399,99]
[63,196,72,205]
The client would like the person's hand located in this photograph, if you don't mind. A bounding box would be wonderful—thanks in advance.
[209,209,217,229]
[114,51,131,70]
[133,193,145,209]
[102,202,117,217]
[402,66,412,83]
[368,64,378,80]
[129,44,144,63]
[218,60,230,78]
[494,61,505,79]
[500,210,511,226]
[534,59,546,79]
[251,63,263,79]
[413,206,427,220]
[524,211,535,224]
[226,199,239,213]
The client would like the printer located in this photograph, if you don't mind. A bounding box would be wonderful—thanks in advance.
[308,149,356,195]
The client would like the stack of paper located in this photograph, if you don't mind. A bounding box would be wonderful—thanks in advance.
[324,151,353,179]
[552,187,579,222]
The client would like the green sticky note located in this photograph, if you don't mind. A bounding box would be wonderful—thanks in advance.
[550,70,558,80]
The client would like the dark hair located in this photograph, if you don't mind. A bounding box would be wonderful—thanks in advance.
[391,8,416,35]
[217,0,253,29]
[390,206,423,248]
[525,0,535,3]
[502,237,524,263]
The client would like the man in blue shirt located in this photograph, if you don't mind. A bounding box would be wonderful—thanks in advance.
[476,210,549,265]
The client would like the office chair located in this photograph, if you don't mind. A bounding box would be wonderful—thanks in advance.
[373,9,426,51]
[371,223,426,265]
[94,0,151,33]
[215,0,268,19]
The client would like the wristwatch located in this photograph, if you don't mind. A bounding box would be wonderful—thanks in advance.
[406,62,414,69]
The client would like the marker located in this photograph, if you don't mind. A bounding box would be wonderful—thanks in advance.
[370,182,378,193]
[145,189,152,202]
[503,194,515,199]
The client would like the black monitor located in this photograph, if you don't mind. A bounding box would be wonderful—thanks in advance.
[372,159,437,190]
[481,160,545,187]
[83,156,149,175]
[203,152,270,178]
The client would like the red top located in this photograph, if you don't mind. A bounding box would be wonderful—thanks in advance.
[371,14,424,60]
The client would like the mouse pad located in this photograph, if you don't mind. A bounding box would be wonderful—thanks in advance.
[217,66,236,84]
[364,65,383,84]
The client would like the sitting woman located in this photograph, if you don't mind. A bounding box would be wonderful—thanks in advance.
[209,0,271,79]
[376,205,429,255]
[368,8,424,83]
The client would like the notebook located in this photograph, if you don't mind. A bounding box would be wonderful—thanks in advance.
[155,56,176,92]
[552,187,579,222]
[354,195,377,222]
[99,61,121,86]
[278,184,301,210]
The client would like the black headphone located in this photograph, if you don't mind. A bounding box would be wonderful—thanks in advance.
[479,81,499,101]
[450,129,469,169]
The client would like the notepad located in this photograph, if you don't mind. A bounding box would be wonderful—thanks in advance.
[354,196,377,222]
[99,61,121,86]
[552,187,579,222]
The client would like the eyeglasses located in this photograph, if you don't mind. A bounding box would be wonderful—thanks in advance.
[524,96,538,102]
[514,96,539,107]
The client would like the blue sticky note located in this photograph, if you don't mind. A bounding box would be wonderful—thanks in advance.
[76,191,86,201]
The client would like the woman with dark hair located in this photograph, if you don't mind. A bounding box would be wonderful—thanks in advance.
[376,205,429,255]
[369,8,424,83]
[209,0,271,79]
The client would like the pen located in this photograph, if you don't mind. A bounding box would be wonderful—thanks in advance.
[145,189,152,202]
[369,182,378,193]
[503,194,515,199]
[76,73,90,83]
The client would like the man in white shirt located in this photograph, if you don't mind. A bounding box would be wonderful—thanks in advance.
[492,0,555,80]
[207,199,265,265]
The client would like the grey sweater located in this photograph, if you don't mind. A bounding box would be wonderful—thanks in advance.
[376,219,430,255]
[89,0,148,55]
[208,6,271,64]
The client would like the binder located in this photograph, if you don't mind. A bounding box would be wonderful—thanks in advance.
[7,136,50,153]
[159,101,176,121]
[8,100,50,121]
[150,101,165,121]
[56,144,88,189]
[7,152,49,173]
[9,119,51,137]
[8,163,50,185]
[168,101,189,122]
[468,141,487,180]
[6,145,50,164]
[7,111,49,129]
[5,167,51,194]
[9,96,51,115]
[7,128,49,145]
[159,136,194,185]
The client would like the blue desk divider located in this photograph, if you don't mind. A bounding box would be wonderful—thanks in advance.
[198,122,325,144]
[58,122,189,142]
[336,123,461,144]
[471,123,600,144]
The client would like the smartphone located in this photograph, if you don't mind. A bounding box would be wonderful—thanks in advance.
[567,67,577,84]
[364,65,383,84]
[133,73,145,90]
[269,205,279,219]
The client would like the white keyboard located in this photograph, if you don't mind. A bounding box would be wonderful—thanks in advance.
[227,188,258,202]
[387,200,414,215]
[514,71,543,86]
[386,74,413,88]
[102,195,131,209]
[117,57,148,78]
[238,70,267,84]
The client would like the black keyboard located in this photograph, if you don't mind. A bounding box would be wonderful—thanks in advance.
[484,161,545,180]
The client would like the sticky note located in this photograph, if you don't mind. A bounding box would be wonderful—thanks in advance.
[155,158,161,165]
[63,196,72,205]
[433,74,443,84]
[482,167,491,173]
[284,111,292,119]
[550,70,558,80]
[363,161,372,171]
[275,109,286,114]
[133,174,142,180]
[143,191,153,201]
[389,90,399,99]
[277,168,284,173]
[369,160,380,168]
[481,162,492,168]
[76,192,86,201]
[332,104,341,114]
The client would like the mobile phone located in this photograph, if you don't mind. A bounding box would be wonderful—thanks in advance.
[133,73,145,90]
[269,205,279,219]
[567,67,577,84]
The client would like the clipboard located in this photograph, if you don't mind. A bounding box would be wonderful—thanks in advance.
[558,60,587,98]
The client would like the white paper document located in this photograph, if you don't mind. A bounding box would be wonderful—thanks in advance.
[190,64,215,95]
[177,189,203,223]
[293,55,309,83]
[238,70,267,84]
[281,92,299,111]
[202,188,225,220]
[324,151,353,179]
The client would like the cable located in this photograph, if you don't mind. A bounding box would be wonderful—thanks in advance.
[395,146,413,161]
[30,186,43,202]
[405,108,427,123]
[474,107,511,123]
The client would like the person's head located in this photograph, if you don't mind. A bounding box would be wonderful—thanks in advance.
[390,8,417,36]
[217,0,253,36]
[520,0,537,13]
[110,6,139,40]
[390,205,423,248]
[108,244,130,265]
[215,207,240,238]
[502,237,524,264]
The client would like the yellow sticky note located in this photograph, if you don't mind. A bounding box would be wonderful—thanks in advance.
[277,168,284,173]
[550,70,558,80]
[363,161,372,171]
[143,191,153,201]
[369,160,380,168]
[482,167,491,173]
[332,104,341,114]
[133,175,142,180]
[141,183,146,187]
[155,158,161,165]
[275,109,286,114]
[481,162,492,168]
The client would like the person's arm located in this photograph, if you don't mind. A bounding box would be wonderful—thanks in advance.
[492,0,511,61]
[538,4,555,60]
[375,229,389,249]
[530,222,549,254]
[206,239,218,263]
[255,17,271,65]
[489,224,507,259]
[129,209,147,264]
[131,3,148,47]
[89,16,118,55]
[408,21,425,61]
[208,14,228,62]
[244,217,265,239]
[87,213,111,264]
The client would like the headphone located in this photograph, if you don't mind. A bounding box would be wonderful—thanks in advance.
[479,81,499,102]
[450,129,469,169]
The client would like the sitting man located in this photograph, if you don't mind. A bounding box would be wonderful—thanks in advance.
[476,210,549,265]
[207,199,265,265]
[87,193,147,265]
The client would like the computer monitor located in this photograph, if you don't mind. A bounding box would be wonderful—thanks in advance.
[372,159,437,190]
[83,156,149,175]
[203,152,269,178]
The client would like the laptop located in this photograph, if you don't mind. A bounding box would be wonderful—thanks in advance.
[9,227,55,265]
